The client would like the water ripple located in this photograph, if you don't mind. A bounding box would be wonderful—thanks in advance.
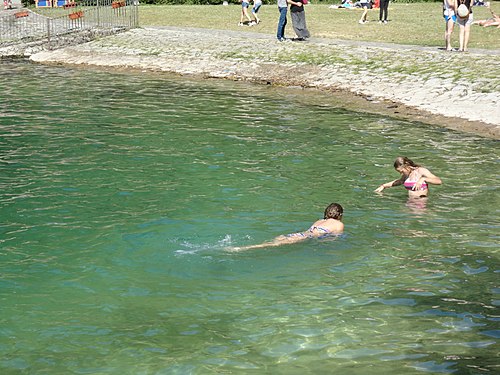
[0,60,498,374]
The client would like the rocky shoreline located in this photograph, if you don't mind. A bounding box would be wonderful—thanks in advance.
[25,26,500,139]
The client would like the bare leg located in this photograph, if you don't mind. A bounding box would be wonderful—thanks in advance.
[243,8,252,23]
[359,8,368,23]
[463,23,471,51]
[445,19,455,50]
[459,24,465,51]
[252,10,260,24]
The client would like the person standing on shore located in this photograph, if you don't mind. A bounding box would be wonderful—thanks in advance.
[443,0,457,51]
[457,0,473,51]
[277,0,289,41]
[289,0,310,40]
[379,0,389,23]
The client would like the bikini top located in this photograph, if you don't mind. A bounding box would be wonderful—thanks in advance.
[404,178,428,191]
[285,226,330,239]
[403,168,428,191]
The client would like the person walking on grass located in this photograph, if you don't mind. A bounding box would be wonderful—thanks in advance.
[359,0,370,24]
[379,0,389,23]
[239,0,253,26]
[277,0,288,41]
[251,0,262,25]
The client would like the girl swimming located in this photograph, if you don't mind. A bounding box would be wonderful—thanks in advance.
[227,203,344,252]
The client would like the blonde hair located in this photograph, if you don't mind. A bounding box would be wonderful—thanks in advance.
[393,156,420,170]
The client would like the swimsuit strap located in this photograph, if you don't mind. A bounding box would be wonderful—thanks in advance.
[308,226,331,233]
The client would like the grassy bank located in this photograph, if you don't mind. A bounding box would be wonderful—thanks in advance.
[137,3,499,50]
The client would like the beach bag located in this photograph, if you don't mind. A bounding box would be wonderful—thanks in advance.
[457,0,469,18]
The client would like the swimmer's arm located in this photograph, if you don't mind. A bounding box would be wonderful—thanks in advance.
[227,234,307,252]
[416,167,442,187]
[375,177,404,193]
[490,5,498,18]
[227,242,277,252]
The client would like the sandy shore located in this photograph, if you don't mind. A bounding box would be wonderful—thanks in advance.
[28,26,500,139]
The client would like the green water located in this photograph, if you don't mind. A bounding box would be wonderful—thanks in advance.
[0,60,498,374]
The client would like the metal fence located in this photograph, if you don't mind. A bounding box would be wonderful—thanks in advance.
[0,0,138,47]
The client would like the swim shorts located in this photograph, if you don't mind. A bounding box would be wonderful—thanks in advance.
[456,12,473,26]
[443,13,457,23]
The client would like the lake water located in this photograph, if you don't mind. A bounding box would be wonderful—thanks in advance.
[0,60,498,374]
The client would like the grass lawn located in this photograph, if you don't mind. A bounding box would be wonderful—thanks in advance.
[137,3,499,50]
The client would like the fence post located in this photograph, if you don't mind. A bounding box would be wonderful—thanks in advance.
[97,0,100,27]
[2,0,138,47]
[134,1,139,27]
[47,17,51,50]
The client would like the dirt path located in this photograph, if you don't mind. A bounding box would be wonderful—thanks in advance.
[29,26,500,138]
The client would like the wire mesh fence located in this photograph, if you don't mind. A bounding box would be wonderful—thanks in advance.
[0,0,138,47]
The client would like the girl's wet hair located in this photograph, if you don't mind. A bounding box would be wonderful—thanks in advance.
[324,203,343,220]
[393,156,420,169]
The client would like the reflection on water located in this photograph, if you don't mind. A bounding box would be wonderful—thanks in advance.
[0,60,498,374]
[406,196,428,214]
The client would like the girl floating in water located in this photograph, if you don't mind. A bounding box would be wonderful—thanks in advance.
[374,156,442,198]
[228,203,344,252]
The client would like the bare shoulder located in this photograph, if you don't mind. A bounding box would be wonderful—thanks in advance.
[324,218,344,234]
[333,220,344,234]
[310,218,326,227]
[418,166,436,176]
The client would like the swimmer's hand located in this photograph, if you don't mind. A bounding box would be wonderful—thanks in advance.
[374,185,385,193]
[412,178,425,191]
[225,246,242,252]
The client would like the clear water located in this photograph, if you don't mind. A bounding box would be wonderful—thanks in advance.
[0,60,498,374]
